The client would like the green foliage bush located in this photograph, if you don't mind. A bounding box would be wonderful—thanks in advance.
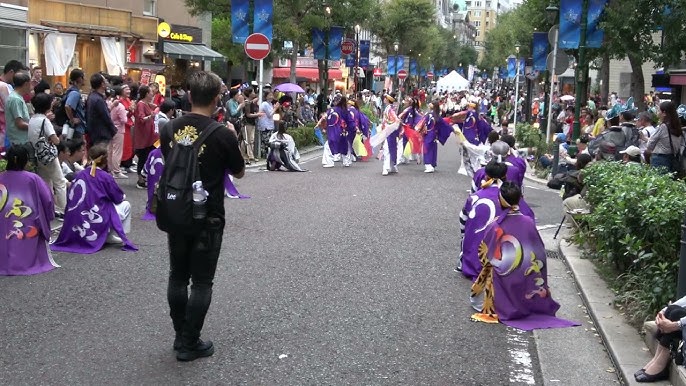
[0,158,5,172]
[514,123,553,164]
[288,124,322,149]
[579,161,686,326]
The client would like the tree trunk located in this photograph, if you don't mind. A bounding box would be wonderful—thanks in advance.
[628,53,646,111]
[226,60,233,85]
[290,41,298,84]
[599,51,610,106]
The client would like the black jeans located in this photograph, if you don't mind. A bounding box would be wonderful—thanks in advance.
[657,304,686,349]
[135,146,155,177]
[167,217,224,346]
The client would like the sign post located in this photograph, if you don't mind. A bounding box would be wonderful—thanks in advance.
[245,33,271,157]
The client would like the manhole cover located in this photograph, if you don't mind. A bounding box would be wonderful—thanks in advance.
[546,249,562,260]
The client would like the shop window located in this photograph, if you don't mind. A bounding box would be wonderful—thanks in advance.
[143,0,156,16]
[0,27,27,68]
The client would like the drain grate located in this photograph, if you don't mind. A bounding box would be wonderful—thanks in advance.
[546,249,562,260]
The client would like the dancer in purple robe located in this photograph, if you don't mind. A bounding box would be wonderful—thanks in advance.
[141,146,164,220]
[378,94,401,175]
[470,182,579,330]
[472,141,526,192]
[398,97,424,164]
[51,144,137,254]
[346,99,371,160]
[458,159,534,281]
[322,94,356,168]
[457,109,493,176]
[0,146,59,275]
[419,101,454,173]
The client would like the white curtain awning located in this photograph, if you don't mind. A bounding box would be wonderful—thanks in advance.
[44,32,76,76]
[100,37,125,76]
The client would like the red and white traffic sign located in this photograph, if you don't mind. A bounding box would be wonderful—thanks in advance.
[397,69,407,80]
[245,33,271,60]
[373,67,382,76]
[427,72,434,79]
[341,39,355,56]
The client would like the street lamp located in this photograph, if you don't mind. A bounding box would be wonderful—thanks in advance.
[513,43,520,131]
[393,41,400,103]
[545,3,559,144]
[320,4,332,115]
[354,24,361,95]
[570,0,590,156]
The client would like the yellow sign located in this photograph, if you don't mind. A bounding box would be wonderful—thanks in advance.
[169,32,193,42]
[154,74,166,96]
[157,22,171,38]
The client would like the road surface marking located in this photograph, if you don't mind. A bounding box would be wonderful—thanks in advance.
[507,327,536,385]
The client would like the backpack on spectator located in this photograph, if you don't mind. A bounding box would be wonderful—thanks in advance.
[53,89,77,127]
[154,121,223,234]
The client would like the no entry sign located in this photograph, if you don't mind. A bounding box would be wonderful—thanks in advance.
[397,69,407,80]
[341,39,355,56]
[427,72,434,79]
[373,67,382,76]
[245,33,271,60]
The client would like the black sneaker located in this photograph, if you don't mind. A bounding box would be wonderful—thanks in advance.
[173,335,182,351]
[136,181,147,190]
[54,212,64,222]
[176,339,214,362]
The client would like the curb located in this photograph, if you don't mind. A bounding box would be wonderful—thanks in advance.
[558,236,668,385]
[245,145,323,170]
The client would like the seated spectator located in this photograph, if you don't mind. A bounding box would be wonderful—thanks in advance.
[469,182,579,330]
[620,145,642,165]
[563,134,591,165]
[561,153,593,224]
[538,133,570,172]
[0,146,59,276]
[59,138,85,182]
[51,144,137,254]
[267,122,306,172]
[28,92,67,220]
[634,296,686,382]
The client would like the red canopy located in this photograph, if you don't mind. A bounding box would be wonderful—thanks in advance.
[272,67,343,81]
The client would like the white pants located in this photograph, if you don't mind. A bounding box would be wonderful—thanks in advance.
[382,139,397,172]
[322,141,335,167]
[115,201,131,234]
[37,158,67,214]
[342,142,352,166]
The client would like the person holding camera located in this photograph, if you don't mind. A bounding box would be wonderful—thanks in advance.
[85,73,117,147]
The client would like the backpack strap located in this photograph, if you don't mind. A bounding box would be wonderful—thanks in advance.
[193,121,224,152]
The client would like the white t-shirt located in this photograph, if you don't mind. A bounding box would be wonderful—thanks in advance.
[28,114,56,148]
[639,125,656,151]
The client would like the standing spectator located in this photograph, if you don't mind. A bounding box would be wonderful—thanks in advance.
[119,84,136,173]
[159,71,245,361]
[150,81,165,107]
[109,86,128,179]
[156,100,176,133]
[242,90,260,164]
[637,111,656,154]
[86,73,117,147]
[28,92,66,218]
[5,71,31,148]
[30,66,50,96]
[1,61,28,150]
[257,92,279,158]
[64,69,87,140]
[646,101,684,174]
[133,85,158,189]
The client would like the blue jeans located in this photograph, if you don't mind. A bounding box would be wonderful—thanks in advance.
[650,153,674,174]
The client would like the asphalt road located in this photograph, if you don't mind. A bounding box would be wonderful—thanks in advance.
[0,142,618,385]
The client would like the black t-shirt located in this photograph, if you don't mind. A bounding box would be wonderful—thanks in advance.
[160,113,245,224]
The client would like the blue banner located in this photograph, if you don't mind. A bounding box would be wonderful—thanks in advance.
[519,57,525,76]
[559,0,581,49]
[507,56,516,78]
[231,0,250,44]
[345,54,355,68]
[457,67,464,76]
[312,29,326,60]
[359,40,370,68]
[253,0,273,42]
[441,67,448,76]
[327,26,343,60]
[396,56,405,72]
[387,56,397,76]
[420,67,426,77]
[429,64,434,75]
[499,67,507,79]
[532,32,548,71]
[586,0,607,48]
[409,59,417,76]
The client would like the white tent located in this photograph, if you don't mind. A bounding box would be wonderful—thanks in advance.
[436,70,470,93]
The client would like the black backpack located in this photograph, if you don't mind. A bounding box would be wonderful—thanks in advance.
[155,120,223,234]
[53,88,77,127]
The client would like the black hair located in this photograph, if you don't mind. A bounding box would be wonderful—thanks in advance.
[113,85,125,97]
[229,89,239,98]
[501,134,516,149]
[432,99,441,117]
[500,181,521,207]
[485,159,507,180]
[56,141,67,154]
[69,69,84,83]
[578,134,590,144]
[13,72,30,88]
[626,153,641,164]
[31,92,53,114]
[3,60,26,75]
[90,73,105,90]
[660,100,683,137]
[187,71,222,108]
[608,116,620,126]
[137,85,151,102]
[576,153,593,169]
[487,130,500,145]
[66,138,85,154]
[109,76,123,86]
[160,100,176,114]
[620,111,635,122]
[5,145,29,171]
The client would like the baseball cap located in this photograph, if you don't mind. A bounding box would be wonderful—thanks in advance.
[619,145,641,157]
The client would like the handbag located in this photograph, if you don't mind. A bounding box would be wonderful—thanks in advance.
[35,118,58,165]
[666,125,686,179]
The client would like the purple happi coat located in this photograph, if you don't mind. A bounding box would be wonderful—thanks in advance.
[326,106,353,155]
[471,211,580,330]
[0,171,59,275]
[422,113,454,167]
[459,184,534,280]
[460,110,492,146]
[51,169,137,253]
[472,159,526,192]
[346,106,361,145]
[142,148,164,221]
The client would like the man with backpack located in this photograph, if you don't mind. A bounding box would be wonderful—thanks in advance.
[157,71,245,362]
[56,69,87,139]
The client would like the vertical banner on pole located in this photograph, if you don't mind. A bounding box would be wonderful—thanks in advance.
[559,0,582,49]
[231,0,250,44]
[409,59,417,76]
[327,27,343,60]
[359,40,370,68]
[346,54,355,68]
[586,0,608,48]
[420,67,427,77]
[396,56,405,72]
[312,29,326,60]
[387,56,397,76]
[499,67,507,79]
[532,32,549,71]
[519,58,525,76]
[468,65,475,81]
[507,57,516,79]
[253,0,273,42]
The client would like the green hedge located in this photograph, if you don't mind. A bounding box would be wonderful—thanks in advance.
[514,123,554,162]
[288,124,322,149]
[0,159,5,172]
[579,161,686,326]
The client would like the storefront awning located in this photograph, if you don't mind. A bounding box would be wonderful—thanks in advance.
[163,42,225,62]
[272,67,343,81]
[0,18,57,33]
[669,73,686,86]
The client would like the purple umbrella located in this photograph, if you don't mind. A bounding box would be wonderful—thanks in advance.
[274,83,305,93]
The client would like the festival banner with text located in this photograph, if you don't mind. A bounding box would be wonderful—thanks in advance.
[532,32,548,71]
[231,0,250,44]
[253,0,273,41]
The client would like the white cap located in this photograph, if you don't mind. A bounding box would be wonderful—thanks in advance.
[250,80,258,86]
[619,145,641,157]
